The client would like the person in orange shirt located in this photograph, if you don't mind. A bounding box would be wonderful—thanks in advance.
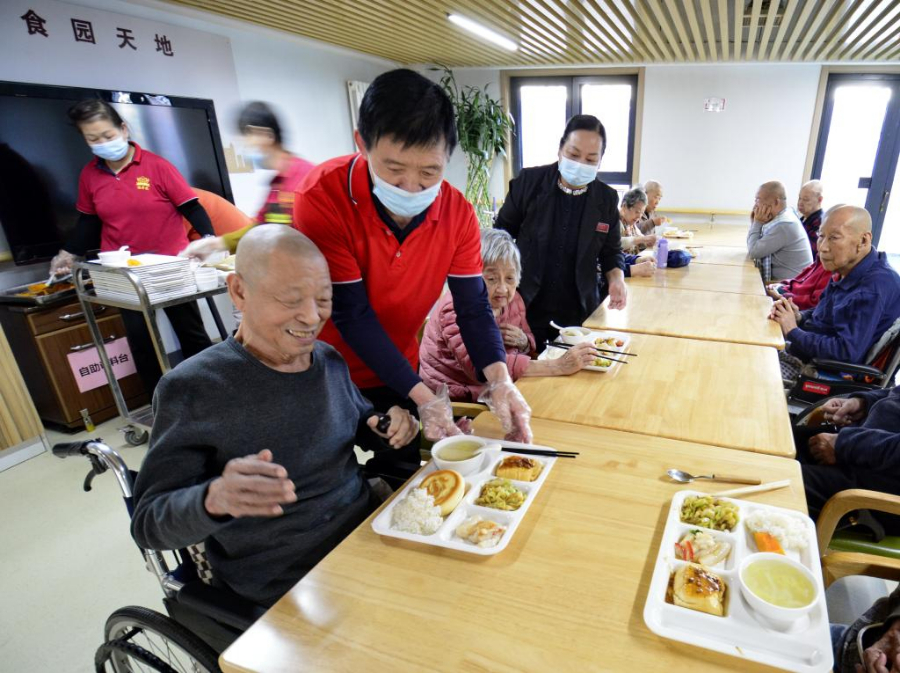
[183,188,252,241]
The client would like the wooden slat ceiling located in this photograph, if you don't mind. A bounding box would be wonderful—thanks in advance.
[164,0,900,66]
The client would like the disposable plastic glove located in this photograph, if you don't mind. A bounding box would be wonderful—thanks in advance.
[478,380,533,444]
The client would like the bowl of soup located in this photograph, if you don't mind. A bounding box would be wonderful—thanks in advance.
[432,436,492,476]
[559,326,591,345]
[738,553,819,624]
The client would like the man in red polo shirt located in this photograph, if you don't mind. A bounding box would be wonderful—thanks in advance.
[294,69,532,478]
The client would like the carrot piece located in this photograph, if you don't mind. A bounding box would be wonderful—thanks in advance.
[753,531,784,554]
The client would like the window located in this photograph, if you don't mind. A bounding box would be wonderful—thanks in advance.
[510,74,638,187]
[811,73,900,256]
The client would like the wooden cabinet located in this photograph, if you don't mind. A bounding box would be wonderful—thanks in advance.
[0,301,147,431]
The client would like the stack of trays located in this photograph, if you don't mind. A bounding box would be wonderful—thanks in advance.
[89,254,197,305]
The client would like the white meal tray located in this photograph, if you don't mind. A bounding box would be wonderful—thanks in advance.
[371,438,557,556]
[537,330,631,372]
[643,489,832,672]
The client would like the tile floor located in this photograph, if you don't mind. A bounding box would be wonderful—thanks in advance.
[0,417,375,673]
[1,419,161,673]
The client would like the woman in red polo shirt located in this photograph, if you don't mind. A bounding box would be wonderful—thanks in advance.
[49,99,215,393]
[180,101,316,259]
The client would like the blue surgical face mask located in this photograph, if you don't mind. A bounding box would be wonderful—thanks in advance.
[558,155,599,188]
[90,135,130,161]
[370,165,441,218]
[244,149,267,169]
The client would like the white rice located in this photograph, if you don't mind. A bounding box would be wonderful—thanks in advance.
[390,487,444,535]
[744,509,809,551]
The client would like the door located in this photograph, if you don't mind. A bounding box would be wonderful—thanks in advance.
[811,73,900,257]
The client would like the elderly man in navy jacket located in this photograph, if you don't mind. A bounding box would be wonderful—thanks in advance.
[770,205,900,381]
[800,385,900,524]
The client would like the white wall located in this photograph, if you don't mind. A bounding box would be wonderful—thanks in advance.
[639,64,821,211]
[446,63,822,214]
[422,67,509,208]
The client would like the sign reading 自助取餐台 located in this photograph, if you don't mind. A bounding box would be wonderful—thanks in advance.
[66,337,137,393]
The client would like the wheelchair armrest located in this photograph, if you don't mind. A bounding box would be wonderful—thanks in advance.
[810,358,885,378]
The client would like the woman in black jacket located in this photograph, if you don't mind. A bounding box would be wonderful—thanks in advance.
[495,114,626,347]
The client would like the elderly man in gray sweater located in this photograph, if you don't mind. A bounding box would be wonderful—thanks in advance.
[747,180,813,281]
[131,225,418,606]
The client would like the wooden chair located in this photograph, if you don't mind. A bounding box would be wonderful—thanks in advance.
[817,489,900,588]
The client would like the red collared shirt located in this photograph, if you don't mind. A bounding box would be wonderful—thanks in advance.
[76,142,197,255]
[294,153,483,389]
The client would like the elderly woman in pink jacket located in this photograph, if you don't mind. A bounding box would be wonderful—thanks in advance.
[419,229,598,401]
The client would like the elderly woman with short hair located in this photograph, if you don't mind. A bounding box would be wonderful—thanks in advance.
[618,188,658,278]
[419,229,598,401]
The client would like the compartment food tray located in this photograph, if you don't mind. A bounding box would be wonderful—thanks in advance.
[371,437,557,556]
[643,489,832,672]
[538,330,630,372]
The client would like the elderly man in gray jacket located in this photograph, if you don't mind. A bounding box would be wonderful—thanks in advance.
[747,181,813,281]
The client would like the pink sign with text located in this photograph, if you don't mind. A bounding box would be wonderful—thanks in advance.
[67,337,137,393]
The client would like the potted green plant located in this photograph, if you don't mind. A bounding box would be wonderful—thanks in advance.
[435,66,514,227]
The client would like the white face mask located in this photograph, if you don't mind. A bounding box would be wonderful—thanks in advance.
[370,166,441,218]
[90,135,129,161]
[558,156,599,187]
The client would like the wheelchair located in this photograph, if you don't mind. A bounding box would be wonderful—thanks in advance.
[786,316,900,416]
[52,439,267,673]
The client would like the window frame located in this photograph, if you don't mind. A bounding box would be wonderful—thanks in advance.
[810,72,900,247]
[509,73,639,186]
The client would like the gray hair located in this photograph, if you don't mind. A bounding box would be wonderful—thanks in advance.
[801,179,823,199]
[621,187,648,210]
[481,228,521,279]
[643,180,661,195]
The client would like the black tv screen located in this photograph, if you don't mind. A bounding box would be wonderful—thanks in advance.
[0,81,232,265]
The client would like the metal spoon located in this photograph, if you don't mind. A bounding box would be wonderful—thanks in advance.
[667,469,761,485]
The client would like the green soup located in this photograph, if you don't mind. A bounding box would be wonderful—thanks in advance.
[438,441,483,461]
[743,559,815,609]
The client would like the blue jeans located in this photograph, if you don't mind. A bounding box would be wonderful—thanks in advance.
[830,624,849,670]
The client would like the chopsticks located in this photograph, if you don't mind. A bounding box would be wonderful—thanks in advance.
[545,341,633,364]
[503,447,578,459]
[716,480,792,498]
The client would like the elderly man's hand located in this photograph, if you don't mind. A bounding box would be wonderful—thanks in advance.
[367,406,418,449]
[823,397,867,426]
[204,449,296,518]
[857,620,900,673]
[769,298,798,335]
[808,433,838,465]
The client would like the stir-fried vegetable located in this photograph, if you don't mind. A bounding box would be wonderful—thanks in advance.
[680,495,739,531]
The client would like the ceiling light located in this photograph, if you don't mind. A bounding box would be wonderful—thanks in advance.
[447,13,517,51]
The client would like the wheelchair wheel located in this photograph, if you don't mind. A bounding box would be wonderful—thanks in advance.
[95,638,177,672]
[102,606,221,673]
[124,429,148,446]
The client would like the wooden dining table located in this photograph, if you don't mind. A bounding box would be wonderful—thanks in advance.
[583,284,784,349]
[522,333,794,457]
[684,245,755,268]
[627,261,765,296]
[219,415,807,673]
[667,224,748,248]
